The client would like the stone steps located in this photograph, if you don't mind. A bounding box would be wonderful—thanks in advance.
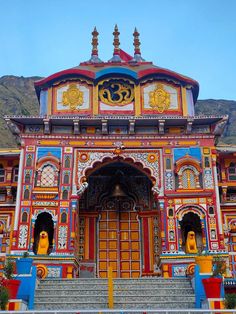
[36,287,193,296]
[34,277,195,310]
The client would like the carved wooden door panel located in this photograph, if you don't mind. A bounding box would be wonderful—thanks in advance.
[98,197,140,278]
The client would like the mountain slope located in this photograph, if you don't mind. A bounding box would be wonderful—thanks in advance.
[0,75,235,148]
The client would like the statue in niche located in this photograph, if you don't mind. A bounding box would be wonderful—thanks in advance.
[185,231,198,254]
[37,231,49,255]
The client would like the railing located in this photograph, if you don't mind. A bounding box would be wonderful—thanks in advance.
[0,310,236,314]
[108,266,114,309]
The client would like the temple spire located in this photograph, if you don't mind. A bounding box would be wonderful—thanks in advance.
[88,27,103,63]
[132,27,145,62]
[109,24,122,62]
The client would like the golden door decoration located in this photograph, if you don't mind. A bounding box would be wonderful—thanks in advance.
[98,197,140,278]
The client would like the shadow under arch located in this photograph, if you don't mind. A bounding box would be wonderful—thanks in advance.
[84,155,156,190]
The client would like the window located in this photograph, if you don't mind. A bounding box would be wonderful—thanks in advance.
[168,208,174,217]
[62,189,69,200]
[12,166,19,182]
[61,212,67,223]
[64,156,71,168]
[0,165,5,183]
[166,158,171,170]
[63,173,70,184]
[25,172,31,184]
[22,212,28,223]
[23,189,30,200]
[208,206,214,215]
[175,157,201,190]
[228,163,236,181]
[182,169,196,189]
[204,157,210,168]
[41,164,56,187]
[26,154,32,167]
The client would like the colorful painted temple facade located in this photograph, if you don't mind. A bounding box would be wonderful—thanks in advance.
[1,27,236,279]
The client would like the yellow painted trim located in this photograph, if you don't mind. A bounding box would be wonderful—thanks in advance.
[218,182,236,187]
[134,85,141,116]
[0,149,20,153]
[150,141,170,146]
[94,141,113,146]
[93,85,99,115]
[123,141,142,147]
[69,141,86,146]
[160,253,228,260]
[108,266,114,309]
[39,140,61,145]
[181,86,188,116]
[48,87,52,114]
[178,141,198,145]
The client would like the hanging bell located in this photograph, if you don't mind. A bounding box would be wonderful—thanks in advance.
[111,183,126,197]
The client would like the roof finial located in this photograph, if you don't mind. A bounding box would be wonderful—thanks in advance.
[109,24,122,62]
[132,27,145,62]
[88,27,103,63]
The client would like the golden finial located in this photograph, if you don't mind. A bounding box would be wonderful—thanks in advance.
[132,27,145,62]
[109,24,121,62]
[88,27,103,63]
[91,27,98,56]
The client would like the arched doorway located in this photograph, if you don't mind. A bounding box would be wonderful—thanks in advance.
[33,212,54,255]
[78,161,157,278]
[180,212,203,252]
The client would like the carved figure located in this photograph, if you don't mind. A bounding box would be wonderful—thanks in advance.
[37,231,49,255]
[185,230,198,254]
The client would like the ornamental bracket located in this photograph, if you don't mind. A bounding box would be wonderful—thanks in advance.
[158,119,165,134]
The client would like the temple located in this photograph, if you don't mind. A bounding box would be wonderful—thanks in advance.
[1,26,236,280]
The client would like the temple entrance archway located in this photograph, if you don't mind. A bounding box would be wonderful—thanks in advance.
[78,161,158,278]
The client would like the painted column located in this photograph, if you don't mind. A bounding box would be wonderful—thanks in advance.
[212,152,224,249]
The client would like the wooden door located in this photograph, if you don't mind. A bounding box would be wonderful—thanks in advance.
[98,197,140,278]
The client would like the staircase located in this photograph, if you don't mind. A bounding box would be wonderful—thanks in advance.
[34,277,195,311]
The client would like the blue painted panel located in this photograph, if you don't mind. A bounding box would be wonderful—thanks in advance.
[96,67,138,79]
[174,147,202,162]
[37,147,62,160]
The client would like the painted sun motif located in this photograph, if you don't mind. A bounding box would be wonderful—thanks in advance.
[62,84,84,110]
[79,153,90,163]
[147,153,158,163]
[149,83,171,113]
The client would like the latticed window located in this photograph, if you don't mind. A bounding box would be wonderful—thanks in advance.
[228,163,236,181]
[41,165,56,187]
[182,169,196,189]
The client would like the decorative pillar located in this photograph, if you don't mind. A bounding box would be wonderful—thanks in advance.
[222,186,227,202]
[6,186,13,203]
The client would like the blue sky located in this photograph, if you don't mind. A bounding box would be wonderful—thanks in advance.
[0,0,236,100]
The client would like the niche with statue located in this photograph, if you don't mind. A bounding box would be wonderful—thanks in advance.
[33,212,54,255]
[180,212,203,253]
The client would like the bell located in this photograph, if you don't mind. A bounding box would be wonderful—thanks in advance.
[111,184,126,197]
